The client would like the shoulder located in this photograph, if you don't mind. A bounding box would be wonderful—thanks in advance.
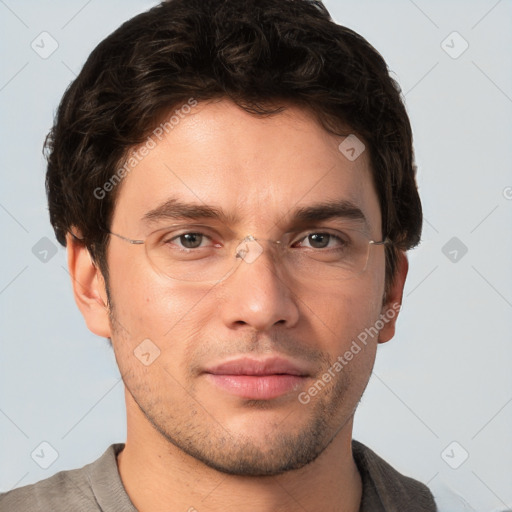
[0,444,129,512]
[0,464,98,512]
[353,440,437,512]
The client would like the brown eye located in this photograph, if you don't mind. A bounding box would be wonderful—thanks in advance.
[177,233,204,249]
[295,232,345,250]
[307,233,330,248]
[163,232,211,250]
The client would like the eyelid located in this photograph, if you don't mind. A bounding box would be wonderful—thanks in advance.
[151,223,368,244]
[153,224,230,241]
[289,227,351,243]
[287,218,367,231]
[164,230,218,247]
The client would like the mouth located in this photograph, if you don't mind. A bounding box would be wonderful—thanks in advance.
[203,356,310,400]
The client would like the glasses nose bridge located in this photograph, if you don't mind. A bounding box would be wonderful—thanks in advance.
[233,235,283,265]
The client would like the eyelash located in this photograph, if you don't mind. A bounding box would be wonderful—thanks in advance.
[164,230,348,250]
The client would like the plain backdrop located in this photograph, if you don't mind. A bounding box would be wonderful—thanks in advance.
[1,1,511,511]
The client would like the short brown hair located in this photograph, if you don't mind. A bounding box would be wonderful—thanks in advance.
[45,0,422,291]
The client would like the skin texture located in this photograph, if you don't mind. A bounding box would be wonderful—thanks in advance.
[67,99,408,512]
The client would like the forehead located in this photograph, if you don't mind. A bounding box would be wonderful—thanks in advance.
[111,100,382,235]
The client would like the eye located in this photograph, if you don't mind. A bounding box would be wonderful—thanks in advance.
[294,232,347,250]
[167,232,213,250]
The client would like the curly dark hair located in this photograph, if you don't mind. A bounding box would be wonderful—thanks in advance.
[45,0,422,293]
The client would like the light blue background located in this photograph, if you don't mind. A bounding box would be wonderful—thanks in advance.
[1,1,511,511]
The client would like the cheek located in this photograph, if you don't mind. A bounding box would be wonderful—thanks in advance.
[309,273,384,336]
[108,258,213,345]
[108,274,215,394]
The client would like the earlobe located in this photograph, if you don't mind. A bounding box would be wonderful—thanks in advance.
[378,251,408,344]
[66,232,112,338]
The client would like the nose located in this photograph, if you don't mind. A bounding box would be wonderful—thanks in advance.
[218,239,300,331]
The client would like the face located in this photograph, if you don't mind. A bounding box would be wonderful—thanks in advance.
[81,100,402,476]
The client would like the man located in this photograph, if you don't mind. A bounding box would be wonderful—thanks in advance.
[0,0,436,510]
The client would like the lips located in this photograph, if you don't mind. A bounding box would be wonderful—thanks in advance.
[203,357,310,400]
[205,357,309,377]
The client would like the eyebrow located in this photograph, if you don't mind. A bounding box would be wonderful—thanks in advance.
[292,200,367,227]
[142,198,237,225]
[142,198,368,230]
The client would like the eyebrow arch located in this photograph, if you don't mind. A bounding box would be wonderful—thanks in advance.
[142,198,369,230]
[291,200,368,228]
[142,198,237,225]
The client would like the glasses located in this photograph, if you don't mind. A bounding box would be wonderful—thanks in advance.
[108,225,389,283]
[107,224,390,283]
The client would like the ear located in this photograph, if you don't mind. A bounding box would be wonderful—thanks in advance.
[66,231,112,338]
[378,251,408,344]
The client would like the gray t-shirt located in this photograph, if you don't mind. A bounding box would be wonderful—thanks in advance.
[0,440,437,511]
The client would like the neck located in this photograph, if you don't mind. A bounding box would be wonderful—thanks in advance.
[117,392,362,512]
